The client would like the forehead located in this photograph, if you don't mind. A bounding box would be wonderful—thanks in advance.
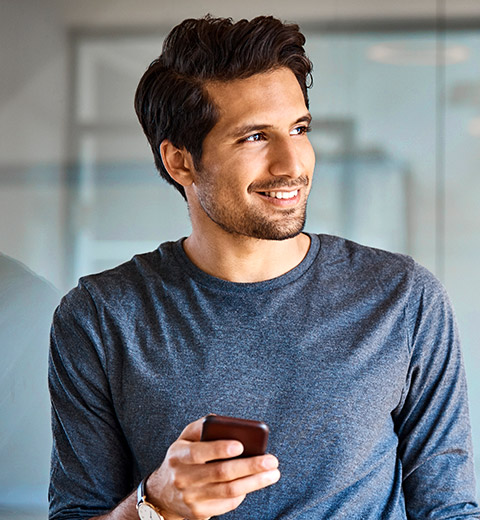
[204,68,307,134]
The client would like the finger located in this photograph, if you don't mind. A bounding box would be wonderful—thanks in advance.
[180,454,279,486]
[208,454,279,483]
[178,416,208,442]
[183,495,246,520]
[200,468,281,500]
[172,438,244,465]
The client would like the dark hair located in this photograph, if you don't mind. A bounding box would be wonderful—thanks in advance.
[134,15,313,199]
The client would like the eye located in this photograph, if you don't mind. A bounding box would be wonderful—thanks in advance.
[291,125,312,136]
[243,132,265,142]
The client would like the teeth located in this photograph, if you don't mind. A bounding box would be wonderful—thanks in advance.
[266,190,298,199]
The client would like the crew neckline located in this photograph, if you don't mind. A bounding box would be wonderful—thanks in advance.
[170,233,321,293]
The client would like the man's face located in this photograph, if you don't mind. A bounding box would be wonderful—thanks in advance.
[189,67,316,241]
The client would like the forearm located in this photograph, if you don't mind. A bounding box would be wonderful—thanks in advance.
[59,417,279,520]
[91,491,138,520]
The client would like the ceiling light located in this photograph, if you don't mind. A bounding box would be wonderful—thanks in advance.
[367,41,469,66]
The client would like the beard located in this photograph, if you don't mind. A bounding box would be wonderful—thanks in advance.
[205,203,308,241]
[194,169,310,241]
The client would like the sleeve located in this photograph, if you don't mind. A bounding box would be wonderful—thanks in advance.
[48,282,134,519]
[393,263,480,519]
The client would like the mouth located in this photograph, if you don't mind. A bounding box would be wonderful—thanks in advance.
[249,175,309,207]
[256,189,301,206]
[262,189,299,200]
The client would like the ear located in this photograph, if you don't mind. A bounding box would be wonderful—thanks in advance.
[160,139,196,187]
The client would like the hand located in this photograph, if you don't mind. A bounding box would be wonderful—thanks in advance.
[145,417,281,520]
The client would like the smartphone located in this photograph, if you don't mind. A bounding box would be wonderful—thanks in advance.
[201,414,269,459]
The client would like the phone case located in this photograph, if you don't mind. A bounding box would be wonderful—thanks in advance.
[201,415,269,458]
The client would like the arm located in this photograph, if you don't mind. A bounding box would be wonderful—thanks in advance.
[49,284,135,518]
[92,417,280,520]
[49,284,279,520]
[393,264,479,518]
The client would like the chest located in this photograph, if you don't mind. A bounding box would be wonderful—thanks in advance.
[106,294,409,481]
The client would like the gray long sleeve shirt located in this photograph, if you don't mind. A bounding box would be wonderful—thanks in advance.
[49,233,480,519]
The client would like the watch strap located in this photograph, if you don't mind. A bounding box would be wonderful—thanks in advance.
[137,474,146,504]
[136,474,165,519]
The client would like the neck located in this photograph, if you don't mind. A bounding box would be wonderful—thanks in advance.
[183,230,311,283]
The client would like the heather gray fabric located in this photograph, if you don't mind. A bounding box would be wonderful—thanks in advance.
[49,234,480,519]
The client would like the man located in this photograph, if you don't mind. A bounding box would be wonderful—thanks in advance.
[49,15,479,520]
[0,254,59,509]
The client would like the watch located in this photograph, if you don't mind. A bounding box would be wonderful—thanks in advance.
[136,474,165,520]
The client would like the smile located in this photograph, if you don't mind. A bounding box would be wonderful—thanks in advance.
[264,190,299,200]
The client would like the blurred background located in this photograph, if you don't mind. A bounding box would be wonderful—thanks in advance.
[1,0,480,517]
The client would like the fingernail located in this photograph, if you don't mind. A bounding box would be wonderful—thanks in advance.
[262,456,278,470]
[228,442,244,457]
[267,469,281,483]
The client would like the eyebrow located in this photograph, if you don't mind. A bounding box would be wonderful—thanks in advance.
[229,113,312,139]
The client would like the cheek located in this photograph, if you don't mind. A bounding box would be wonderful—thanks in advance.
[214,156,257,187]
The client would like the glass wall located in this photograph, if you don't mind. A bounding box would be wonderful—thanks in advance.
[306,30,480,497]
[68,26,480,497]
[1,15,480,519]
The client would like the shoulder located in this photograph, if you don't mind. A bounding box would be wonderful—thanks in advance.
[53,241,186,337]
[316,233,416,288]
[51,243,180,362]
[320,235,457,353]
[317,233,412,267]
[64,240,181,305]
[0,253,59,307]
[314,234,448,314]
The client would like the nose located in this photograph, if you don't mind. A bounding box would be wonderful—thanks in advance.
[268,136,304,178]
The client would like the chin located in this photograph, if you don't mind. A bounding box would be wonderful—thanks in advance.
[240,217,306,241]
[257,229,304,241]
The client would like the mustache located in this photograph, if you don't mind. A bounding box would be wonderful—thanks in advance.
[248,175,309,193]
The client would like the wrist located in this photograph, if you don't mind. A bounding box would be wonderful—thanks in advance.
[139,474,183,520]
[136,474,166,520]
